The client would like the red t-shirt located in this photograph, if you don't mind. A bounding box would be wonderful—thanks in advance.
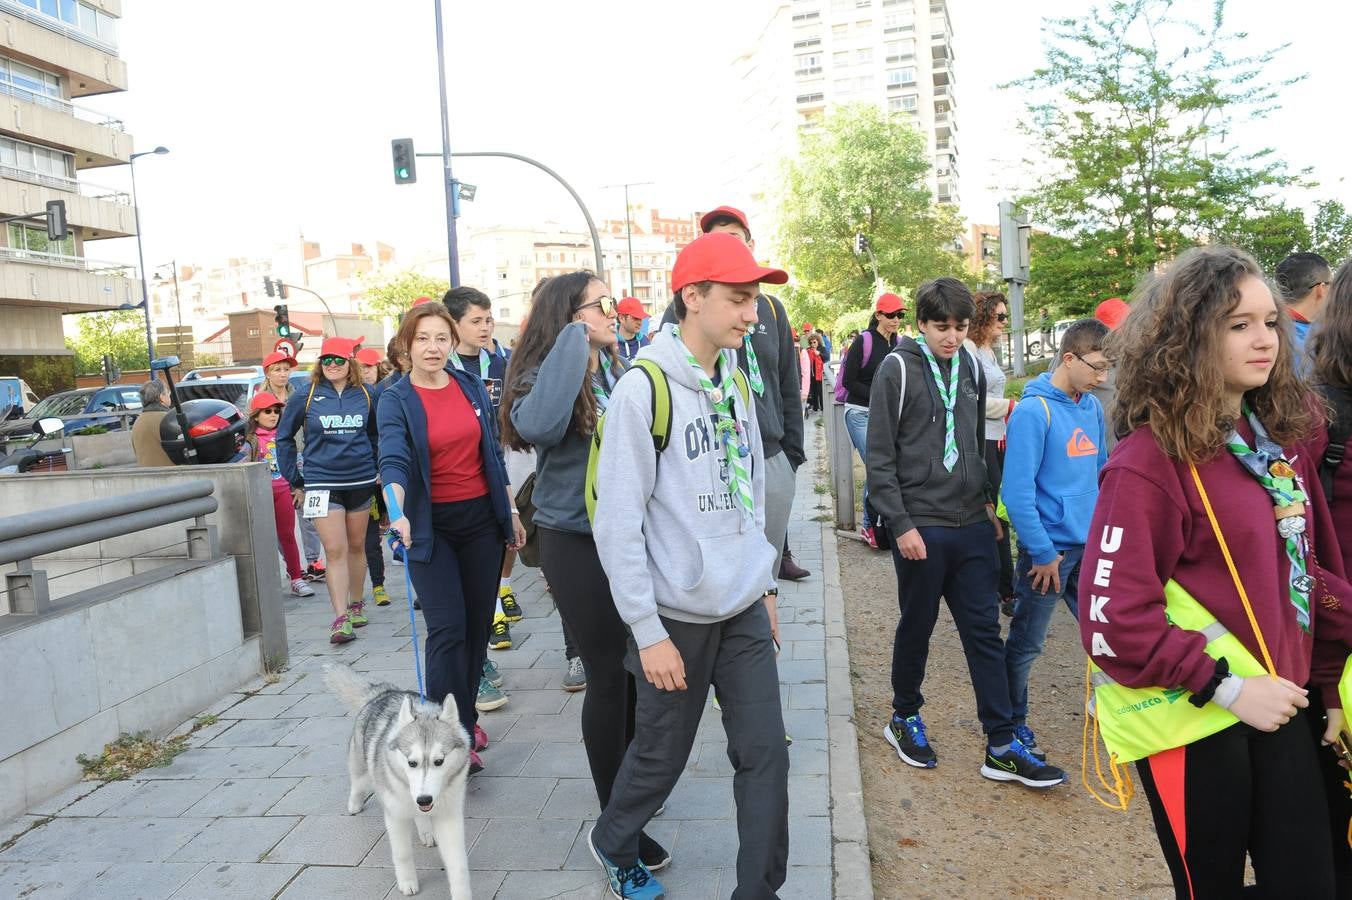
[413,381,489,504]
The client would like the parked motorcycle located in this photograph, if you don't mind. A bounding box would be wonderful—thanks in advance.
[0,418,69,474]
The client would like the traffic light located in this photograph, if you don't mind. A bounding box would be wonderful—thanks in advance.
[274,304,291,338]
[392,138,416,185]
[854,233,870,255]
[264,278,275,298]
[45,200,67,242]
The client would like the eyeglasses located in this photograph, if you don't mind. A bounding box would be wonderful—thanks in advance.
[878,311,904,319]
[995,313,1009,323]
[576,297,615,316]
[261,406,283,415]
[1073,353,1111,375]
[319,355,349,367]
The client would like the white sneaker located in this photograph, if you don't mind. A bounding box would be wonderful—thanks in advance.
[291,578,315,597]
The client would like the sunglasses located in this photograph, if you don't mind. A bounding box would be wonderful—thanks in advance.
[319,355,349,366]
[258,406,283,415]
[576,297,615,316]
[878,310,904,319]
[996,313,1009,322]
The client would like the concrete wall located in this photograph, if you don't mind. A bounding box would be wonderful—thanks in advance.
[0,462,288,664]
[67,429,136,469]
[0,558,260,822]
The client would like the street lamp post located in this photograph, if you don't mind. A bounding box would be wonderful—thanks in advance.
[151,261,182,358]
[601,181,653,297]
[129,146,169,369]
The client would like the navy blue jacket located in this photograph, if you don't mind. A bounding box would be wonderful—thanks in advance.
[377,367,513,563]
[277,379,377,490]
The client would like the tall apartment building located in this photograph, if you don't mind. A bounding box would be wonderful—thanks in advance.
[0,0,137,389]
[726,0,959,244]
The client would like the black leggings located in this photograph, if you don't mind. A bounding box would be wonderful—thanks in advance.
[539,525,637,808]
[984,439,1014,600]
[1136,711,1335,898]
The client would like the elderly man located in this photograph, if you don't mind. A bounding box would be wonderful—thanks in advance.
[131,379,174,466]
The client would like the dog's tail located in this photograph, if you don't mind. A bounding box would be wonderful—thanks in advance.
[324,663,386,712]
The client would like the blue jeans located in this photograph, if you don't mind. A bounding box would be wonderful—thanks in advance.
[1005,544,1083,725]
[843,407,877,528]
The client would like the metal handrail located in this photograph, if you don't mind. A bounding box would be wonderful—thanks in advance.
[0,481,216,565]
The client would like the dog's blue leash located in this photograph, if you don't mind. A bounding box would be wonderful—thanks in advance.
[386,530,426,701]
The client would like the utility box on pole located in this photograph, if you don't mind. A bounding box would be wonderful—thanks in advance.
[999,201,1032,376]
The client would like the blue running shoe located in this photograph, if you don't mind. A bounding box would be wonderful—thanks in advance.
[883,714,937,768]
[981,738,1066,789]
[1013,723,1047,761]
[588,827,665,899]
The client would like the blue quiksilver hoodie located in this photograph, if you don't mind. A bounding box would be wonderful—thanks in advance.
[1002,373,1107,566]
[276,379,377,490]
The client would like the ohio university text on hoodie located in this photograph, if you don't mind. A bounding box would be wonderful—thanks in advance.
[1079,422,1352,701]
[1002,373,1107,566]
[864,337,992,536]
[592,329,778,651]
[275,380,377,490]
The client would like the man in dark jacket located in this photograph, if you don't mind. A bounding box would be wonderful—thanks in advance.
[661,204,808,581]
[840,292,904,547]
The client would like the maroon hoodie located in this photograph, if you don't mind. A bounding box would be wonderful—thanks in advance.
[1080,421,1352,700]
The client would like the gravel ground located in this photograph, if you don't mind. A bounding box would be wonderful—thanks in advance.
[837,534,1174,899]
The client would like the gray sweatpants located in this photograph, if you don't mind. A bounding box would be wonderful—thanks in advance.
[593,601,789,899]
[763,451,796,578]
[299,515,322,563]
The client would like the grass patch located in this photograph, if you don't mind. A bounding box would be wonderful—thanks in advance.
[195,713,219,728]
[814,482,830,495]
[1004,359,1053,399]
[811,513,833,522]
[77,732,191,782]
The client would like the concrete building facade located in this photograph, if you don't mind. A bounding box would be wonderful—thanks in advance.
[0,0,138,390]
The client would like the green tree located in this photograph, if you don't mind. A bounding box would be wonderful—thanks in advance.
[360,269,450,323]
[1311,200,1352,265]
[777,104,965,326]
[1011,0,1304,309]
[64,309,150,374]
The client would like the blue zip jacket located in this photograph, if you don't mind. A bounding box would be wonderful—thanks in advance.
[1002,373,1107,565]
[377,367,513,563]
[276,379,377,490]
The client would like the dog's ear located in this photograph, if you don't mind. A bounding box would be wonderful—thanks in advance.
[439,691,459,725]
[397,695,415,728]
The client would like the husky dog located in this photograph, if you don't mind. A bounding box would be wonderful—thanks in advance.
[326,664,473,898]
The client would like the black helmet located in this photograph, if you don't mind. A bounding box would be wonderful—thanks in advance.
[159,399,246,465]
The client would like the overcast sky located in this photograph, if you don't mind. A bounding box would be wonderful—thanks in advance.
[92,0,1349,274]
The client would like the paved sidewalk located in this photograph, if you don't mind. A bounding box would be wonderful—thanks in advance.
[0,424,858,899]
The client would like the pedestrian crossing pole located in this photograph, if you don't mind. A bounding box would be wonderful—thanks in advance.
[999,201,1032,376]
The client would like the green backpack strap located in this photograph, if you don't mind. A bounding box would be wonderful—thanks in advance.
[585,359,672,524]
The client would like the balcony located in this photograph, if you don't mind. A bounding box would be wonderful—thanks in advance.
[0,88,131,168]
[0,176,134,239]
[0,1,127,96]
[0,252,136,315]
[933,59,954,87]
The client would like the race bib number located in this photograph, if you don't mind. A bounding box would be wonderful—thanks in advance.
[302,489,330,519]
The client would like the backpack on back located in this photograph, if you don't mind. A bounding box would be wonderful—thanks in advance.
[1317,384,1352,502]
[585,358,751,525]
[834,331,875,403]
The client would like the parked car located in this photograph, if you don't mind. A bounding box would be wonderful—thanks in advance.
[0,385,143,446]
[173,366,266,414]
[0,377,41,421]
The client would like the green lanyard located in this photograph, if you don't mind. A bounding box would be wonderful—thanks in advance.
[673,327,754,519]
[917,339,960,472]
[450,348,491,379]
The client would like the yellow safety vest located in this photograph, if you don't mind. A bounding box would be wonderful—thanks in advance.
[1089,579,1268,764]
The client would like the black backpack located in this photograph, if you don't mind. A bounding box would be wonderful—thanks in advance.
[1316,384,1352,502]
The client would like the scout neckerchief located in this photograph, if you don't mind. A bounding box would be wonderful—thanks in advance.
[449,347,491,379]
[917,337,960,472]
[743,335,765,397]
[673,326,754,520]
[1225,405,1312,632]
[591,355,618,412]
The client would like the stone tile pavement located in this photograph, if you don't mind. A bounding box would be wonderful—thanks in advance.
[0,423,870,898]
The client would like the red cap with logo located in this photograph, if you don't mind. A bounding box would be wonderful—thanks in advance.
[319,336,363,359]
[699,205,750,234]
[249,391,283,412]
[875,292,905,314]
[671,232,788,293]
[615,297,648,319]
[355,347,384,366]
[261,350,297,369]
[1095,297,1130,331]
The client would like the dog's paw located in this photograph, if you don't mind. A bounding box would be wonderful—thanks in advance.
[346,801,364,815]
[417,831,437,848]
[395,876,419,896]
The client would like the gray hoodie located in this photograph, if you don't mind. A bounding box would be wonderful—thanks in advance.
[593,327,777,650]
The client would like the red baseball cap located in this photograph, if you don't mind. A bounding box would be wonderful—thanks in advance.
[249,391,283,412]
[354,347,383,366]
[412,296,435,306]
[671,232,788,293]
[699,205,750,234]
[802,322,813,332]
[615,297,648,319]
[261,350,297,369]
[875,293,905,314]
[319,336,363,358]
[1095,297,1131,331]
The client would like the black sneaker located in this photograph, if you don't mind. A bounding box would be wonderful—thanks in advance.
[639,831,671,872]
[883,715,937,769]
[980,738,1065,788]
[1014,724,1047,761]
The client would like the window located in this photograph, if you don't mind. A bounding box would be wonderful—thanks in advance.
[20,0,118,47]
[247,328,260,337]
[794,52,822,75]
[791,11,820,22]
[885,38,915,62]
[886,67,916,87]
[856,47,873,63]
[792,37,821,49]
[831,23,848,37]
[6,221,75,257]
[796,92,825,104]
[832,50,849,66]
[855,19,872,32]
[500,306,511,319]
[0,56,63,107]
[883,11,914,32]
[0,137,76,186]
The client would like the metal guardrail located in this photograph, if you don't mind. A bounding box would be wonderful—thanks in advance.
[1,480,219,615]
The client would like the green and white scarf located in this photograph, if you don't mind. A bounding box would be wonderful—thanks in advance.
[917,338,960,472]
[674,327,754,520]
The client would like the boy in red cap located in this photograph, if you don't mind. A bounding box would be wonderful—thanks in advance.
[590,232,791,899]
[662,204,809,582]
[615,296,650,363]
